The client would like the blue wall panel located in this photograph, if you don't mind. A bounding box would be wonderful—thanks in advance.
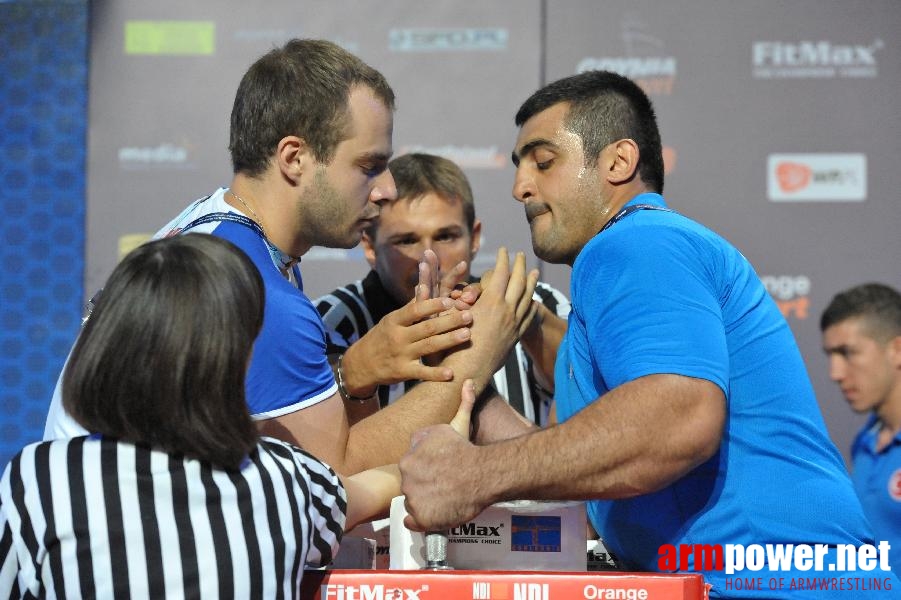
[0,1,87,465]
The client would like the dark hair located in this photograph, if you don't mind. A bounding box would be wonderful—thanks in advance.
[229,38,396,176]
[63,234,265,470]
[515,70,664,193]
[375,153,475,234]
[820,282,901,342]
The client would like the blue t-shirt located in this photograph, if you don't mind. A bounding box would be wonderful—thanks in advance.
[851,416,901,575]
[555,193,884,597]
[42,188,337,439]
[156,188,337,419]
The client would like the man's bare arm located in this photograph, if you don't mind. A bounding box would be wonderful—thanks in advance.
[400,373,726,531]
[261,249,539,474]
[471,387,536,444]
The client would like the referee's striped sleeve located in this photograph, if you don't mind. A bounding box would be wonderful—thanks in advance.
[534,280,572,319]
[1,460,23,598]
[264,440,346,568]
[315,282,373,350]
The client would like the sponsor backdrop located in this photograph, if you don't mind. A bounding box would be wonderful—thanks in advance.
[1,1,899,470]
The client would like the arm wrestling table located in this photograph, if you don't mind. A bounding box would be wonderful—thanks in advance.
[300,569,709,599]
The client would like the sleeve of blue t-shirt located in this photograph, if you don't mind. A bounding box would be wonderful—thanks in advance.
[573,218,730,395]
[211,222,338,419]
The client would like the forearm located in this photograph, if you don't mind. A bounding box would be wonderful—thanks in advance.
[343,378,468,470]
[342,464,400,530]
[471,389,536,444]
[467,375,725,505]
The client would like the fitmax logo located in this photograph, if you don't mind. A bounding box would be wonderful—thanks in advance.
[451,522,502,537]
[753,40,881,67]
[322,584,428,600]
[753,39,882,78]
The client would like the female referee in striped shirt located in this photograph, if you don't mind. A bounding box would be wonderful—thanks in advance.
[0,234,474,598]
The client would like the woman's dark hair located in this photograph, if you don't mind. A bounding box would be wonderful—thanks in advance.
[63,234,264,469]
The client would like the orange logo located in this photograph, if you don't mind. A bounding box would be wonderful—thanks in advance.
[776,162,812,193]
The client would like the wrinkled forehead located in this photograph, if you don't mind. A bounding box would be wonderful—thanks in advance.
[513,103,576,160]
[373,192,469,234]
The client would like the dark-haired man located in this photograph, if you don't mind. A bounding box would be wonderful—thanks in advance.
[822,282,901,576]
[399,71,890,597]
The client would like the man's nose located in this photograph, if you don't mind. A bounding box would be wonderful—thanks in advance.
[512,168,534,203]
[828,355,846,383]
[371,169,397,204]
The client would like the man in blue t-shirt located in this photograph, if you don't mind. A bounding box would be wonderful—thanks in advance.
[399,71,896,597]
[44,39,540,477]
[822,283,901,576]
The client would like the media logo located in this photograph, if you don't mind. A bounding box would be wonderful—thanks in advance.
[767,153,866,202]
[575,14,676,96]
[753,39,883,79]
[389,28,508,52]
[399,145,506,169]
[118,143,196,170]
[761,275,810,321]
[510,515,561,553]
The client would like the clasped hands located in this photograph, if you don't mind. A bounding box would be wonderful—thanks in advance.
[338,248,539,397]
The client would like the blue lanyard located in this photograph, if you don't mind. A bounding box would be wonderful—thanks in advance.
[182,211,300,274]
[81,210,299,328]
[598,203,674,235]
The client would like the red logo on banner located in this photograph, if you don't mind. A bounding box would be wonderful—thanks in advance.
[889,469,901,501]
[776,162,812,193]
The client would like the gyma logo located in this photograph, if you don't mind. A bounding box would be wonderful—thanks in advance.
[576,15,677,95]
[389,28,508,51]
[767,154,866,202]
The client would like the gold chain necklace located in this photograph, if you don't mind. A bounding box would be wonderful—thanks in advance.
[227,188,300,277]
[228,189,266,237]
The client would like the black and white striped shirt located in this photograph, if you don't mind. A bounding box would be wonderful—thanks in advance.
[316,271,571,425]
[0,436,345,599]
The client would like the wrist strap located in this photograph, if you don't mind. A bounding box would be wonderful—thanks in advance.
[336,353,376,403]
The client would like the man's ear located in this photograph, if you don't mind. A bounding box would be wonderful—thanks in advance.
[362,231,377,268]
[889,335,901,370]
[602,138,640,185]
[276,135,315,183]
[470,219,482,257]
